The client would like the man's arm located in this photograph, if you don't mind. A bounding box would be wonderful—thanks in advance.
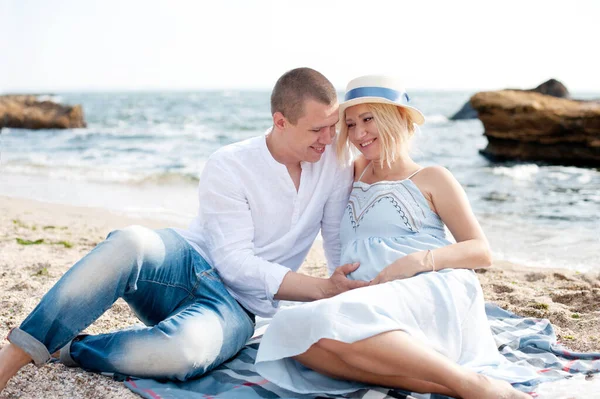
[197,156,364,306]
[274,262,364,301]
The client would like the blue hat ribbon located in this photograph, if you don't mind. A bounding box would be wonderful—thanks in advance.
[345,86,410,104]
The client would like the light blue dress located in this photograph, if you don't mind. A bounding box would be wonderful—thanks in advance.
[255,168,539,394]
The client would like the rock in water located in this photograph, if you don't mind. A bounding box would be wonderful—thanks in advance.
[471,90,600,167]
[449,101,479,120]
[450,79,571,121]
[531,78,570,98]
[0,95,86,129]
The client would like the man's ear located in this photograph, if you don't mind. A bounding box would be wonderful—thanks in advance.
[273,112,287,130]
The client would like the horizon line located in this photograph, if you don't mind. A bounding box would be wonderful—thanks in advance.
[3,86,600,95]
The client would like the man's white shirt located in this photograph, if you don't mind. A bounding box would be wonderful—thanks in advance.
[175,132,353,317]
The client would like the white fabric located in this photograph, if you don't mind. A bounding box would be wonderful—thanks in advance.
[255,177,540,394]
[255,270,539,394]
[175,131,353,317]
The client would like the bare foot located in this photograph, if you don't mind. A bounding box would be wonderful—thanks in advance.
[469,374,530,399]
[0,344,33,393]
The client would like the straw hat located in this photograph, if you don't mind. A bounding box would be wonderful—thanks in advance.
[339,75,425,125]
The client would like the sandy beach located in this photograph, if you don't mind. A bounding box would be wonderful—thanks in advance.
[1,196,599,398]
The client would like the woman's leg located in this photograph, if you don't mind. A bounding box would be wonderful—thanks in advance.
[295,331,529,399]
[294,341,458,396]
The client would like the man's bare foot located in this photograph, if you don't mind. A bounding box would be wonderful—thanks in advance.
[0,344,33,393]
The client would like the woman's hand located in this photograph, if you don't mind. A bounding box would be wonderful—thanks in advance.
[369,251,429,285]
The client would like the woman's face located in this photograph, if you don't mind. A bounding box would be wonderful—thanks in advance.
[345,103,380,160]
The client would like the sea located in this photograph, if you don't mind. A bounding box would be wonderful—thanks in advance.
[1,91,599,271]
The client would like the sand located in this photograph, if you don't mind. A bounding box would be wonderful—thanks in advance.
[1,196,599,398]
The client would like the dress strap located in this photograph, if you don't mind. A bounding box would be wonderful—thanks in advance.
[406,167,424,180]
[357,162,372,182]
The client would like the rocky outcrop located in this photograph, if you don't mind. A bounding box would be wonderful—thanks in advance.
[449,101,480,121]
[450,79,570,120]
[531,78,570,98]
[0,95,86,129]
[472,90,600,167]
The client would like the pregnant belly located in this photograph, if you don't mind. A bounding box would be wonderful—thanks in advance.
[340,235,449,281]
[340,239,414,281]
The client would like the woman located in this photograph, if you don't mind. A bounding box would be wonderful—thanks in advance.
[255,75,537,399]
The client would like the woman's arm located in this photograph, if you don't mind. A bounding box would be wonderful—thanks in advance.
[370,166,491,285]
[420,165,492,271]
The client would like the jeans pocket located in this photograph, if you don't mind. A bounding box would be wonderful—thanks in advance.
[200,268,222,283]
[191,251,220,282]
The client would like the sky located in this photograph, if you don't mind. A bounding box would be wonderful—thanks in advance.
[1,0,599,92]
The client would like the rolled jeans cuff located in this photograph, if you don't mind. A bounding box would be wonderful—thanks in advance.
[59,339,79,367]
[7,328,51,366]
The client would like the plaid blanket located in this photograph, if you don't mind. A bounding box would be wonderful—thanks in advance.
[124,303,600,399]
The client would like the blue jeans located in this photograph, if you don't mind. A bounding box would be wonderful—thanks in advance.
[7,226,255,381]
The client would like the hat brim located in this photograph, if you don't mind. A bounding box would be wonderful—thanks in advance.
[339,97,425,126]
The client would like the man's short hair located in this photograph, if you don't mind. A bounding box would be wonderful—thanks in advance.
[271,68,337,124]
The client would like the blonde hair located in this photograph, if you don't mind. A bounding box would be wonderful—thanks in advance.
[336,103,417,168]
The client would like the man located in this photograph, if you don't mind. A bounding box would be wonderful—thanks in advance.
[0,67,366,390]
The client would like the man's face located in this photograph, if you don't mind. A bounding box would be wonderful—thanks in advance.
[284,99,339,163]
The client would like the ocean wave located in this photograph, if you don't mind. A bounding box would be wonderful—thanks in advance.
[491,164,540,180]
[0,164,200,185]
[70,127,217,140]
[424,114,449,125]
[135,172,199,185]
[480,216,600,272]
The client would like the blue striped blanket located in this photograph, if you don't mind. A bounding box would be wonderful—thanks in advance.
[125,303,600,399]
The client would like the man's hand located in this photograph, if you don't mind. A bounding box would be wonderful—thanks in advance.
[322,262,369,298]
[274,263,368,302]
